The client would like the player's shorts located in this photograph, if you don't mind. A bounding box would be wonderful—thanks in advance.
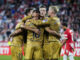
[23,43,26,56]
[43,41,61,60]
[43,42,50,60]
[24,41,43,60]
[11,39,23,60]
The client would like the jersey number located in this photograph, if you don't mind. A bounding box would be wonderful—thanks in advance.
[33,28,40,38]
[33,32,40,38]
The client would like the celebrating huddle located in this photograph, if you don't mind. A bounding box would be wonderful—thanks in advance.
[8,5,73,60]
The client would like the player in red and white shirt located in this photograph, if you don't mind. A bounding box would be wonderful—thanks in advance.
[61,23,74,60]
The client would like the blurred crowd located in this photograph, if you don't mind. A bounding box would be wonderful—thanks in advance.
[0,0,80,41]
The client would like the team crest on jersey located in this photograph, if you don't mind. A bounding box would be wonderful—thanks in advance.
[42,19,48,23]
[54,22,57,24]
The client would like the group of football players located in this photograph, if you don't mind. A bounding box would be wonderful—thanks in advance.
[8,5,74,60]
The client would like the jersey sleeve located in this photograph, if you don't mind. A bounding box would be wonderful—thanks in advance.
[53,17,61,26]
[30,19,50,26]
[15,22,24,30]
[25,20,37,28]
[22,15,32,22]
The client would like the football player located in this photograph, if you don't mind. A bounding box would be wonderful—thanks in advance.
[61,22,74,60]
[21,8,44,60]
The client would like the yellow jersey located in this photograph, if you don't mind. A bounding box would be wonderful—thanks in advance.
[48,16,60,41]
[15,21,24,30]
[13,22,24,41]
[25,19,44,42]
[30,17,50,43]
[22,15,32,22]
[29,17,60,42]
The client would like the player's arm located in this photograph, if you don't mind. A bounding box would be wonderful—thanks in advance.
[10,29,22,37]
[45,27,61,38]
[21,15,32,22]
[20,25,40,34]
[61,39,67,46]
[31,19,50,26]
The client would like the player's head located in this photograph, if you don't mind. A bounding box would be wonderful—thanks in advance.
[62,22,68,31]
[48,6,58,17]
[39,4,46,17]
[25,8,32,16]
[32,8,40,17]
[30,8,33,16]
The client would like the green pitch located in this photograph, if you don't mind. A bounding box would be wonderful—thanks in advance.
[0,55,80,60]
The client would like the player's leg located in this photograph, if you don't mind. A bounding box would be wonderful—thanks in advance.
[11,46,23,60]
[43,43,50,60]
[23,43,26,56]
[69,55,74,60]
[34,45,43,60]
[11,46,17,60]
[69,52,74,60]
[11,39,23,60]
[50,41,61,60]
[63,54,67,60]
[24,41,34,60]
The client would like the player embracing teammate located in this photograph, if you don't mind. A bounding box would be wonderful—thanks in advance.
[8,4,74,60]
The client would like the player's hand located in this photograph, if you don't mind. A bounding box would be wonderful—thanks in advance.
[34,29,40,34]
[9,34,13,37]
[20,25,25,28]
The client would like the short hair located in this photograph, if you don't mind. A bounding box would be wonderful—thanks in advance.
[49,6,59,14]
[33,8,40,13]
[25,8,31,15]
[39,4,46,8]
[62,22,68,27]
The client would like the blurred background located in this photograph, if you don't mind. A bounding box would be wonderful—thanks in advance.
[0,0,80,60]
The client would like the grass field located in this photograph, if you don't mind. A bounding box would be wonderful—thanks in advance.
[0,56,80,60]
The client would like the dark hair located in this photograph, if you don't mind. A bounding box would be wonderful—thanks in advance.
[25,8,31,15]
[33,8,40,13]
[39,4,46,8]
[62,22,68,27]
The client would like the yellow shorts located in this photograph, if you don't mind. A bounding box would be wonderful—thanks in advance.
[43,41,61,60]
[23,43,26,56]
[24,41,43,60]
[11,39,23,60]
[43,43,50,60]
